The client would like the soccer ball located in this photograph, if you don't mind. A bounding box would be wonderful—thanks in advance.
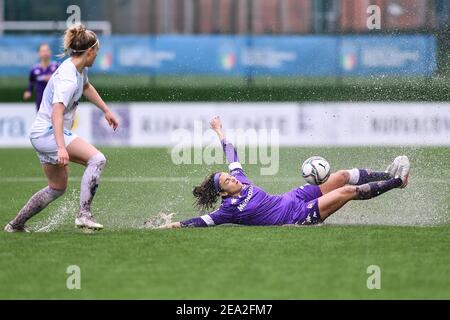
[301,156,331,185]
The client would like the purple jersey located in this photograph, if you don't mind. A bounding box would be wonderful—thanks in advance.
[181,140,323,227]
[27,62,59,110]
[204,166,322,226]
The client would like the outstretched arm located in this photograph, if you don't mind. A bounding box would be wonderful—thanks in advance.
[157,222,182,229]
[210,116,239,164]
[157,209,232,229]
[210,116,251,184]
[157,217,209,229]
[158,217,208,229]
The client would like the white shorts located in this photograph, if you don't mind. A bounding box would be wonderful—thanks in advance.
[30,129,78,165]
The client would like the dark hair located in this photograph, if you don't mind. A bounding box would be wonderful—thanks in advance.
[37,43,50,51]
[193,173,220,212]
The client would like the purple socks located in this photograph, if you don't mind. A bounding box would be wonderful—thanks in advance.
[356,178,402,200]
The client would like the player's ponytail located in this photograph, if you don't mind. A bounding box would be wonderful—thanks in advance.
[193,173,220,212]
[61,24,98,57]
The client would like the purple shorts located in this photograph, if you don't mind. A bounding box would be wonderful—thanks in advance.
[294,185,322,225]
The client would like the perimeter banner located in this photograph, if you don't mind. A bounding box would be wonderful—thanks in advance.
[1,102,449,147]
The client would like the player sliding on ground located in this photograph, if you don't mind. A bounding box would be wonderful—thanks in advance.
[4,24,119,233]
[159,116,410,229]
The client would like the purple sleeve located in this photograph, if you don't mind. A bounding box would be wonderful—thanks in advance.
[27,68,35,92]
[181,206,234,228]
[180,217,207,228]
[230,167,251,184]
[208,207,234,225]
[222,139,239,164]
[221,139,251,183]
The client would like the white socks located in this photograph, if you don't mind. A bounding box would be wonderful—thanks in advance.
[9,152,107,228]
[79,153,107,218]
[346,168,360,185]
[10,187,65,228]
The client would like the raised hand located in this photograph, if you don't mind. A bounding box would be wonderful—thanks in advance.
[209,116,222,132]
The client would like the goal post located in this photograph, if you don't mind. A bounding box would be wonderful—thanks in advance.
[0,20,112,35]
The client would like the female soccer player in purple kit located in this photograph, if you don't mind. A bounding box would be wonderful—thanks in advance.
[161,116,410,229]
[24,43,59,111]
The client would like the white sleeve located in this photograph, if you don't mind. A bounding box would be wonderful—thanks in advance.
[229,162,243,171]
[200,214,216,226]
[52,76,77,108]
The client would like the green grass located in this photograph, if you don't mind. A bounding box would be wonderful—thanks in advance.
[2,75,450,102]
[0,147,449,299]
[1,75,450,89]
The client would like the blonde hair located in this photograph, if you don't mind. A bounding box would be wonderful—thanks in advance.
[61,24,98,57]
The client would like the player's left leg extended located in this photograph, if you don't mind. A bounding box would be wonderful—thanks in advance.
[67,137,107,230]
[318,169,392,195]
[319,156,402,195]
[5,164,67,232]
[317,157,410,222]
[318,179,401,222]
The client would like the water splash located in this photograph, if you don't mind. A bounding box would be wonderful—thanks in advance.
[34,189,79,232]
[142,212,177,229]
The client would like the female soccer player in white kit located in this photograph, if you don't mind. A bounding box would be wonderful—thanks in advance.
[4,24,119,232]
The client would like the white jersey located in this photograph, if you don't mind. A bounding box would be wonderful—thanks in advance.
[30,58,89,138]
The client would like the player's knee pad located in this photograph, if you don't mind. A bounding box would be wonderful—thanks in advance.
[87,152,107,169]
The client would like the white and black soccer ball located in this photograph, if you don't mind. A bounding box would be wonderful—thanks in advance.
[301,156,331,185]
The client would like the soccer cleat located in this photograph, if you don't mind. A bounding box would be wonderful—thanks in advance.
[4,223,31,233]
[394,155,410,188]
[75,215,104,231]
[385,156,403,177]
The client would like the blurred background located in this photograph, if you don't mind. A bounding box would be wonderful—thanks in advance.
[3,0,449,34]
[0,1,449,153]
[0,0,449,99]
